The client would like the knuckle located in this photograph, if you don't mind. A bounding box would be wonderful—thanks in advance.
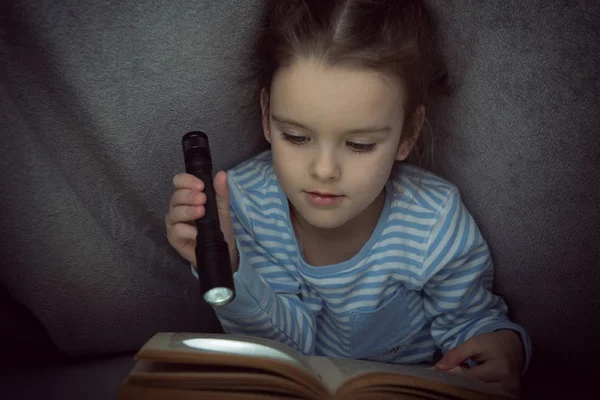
[172,222,185,236]
[176,205,187,219]
[171,191,181,207]
[173,207,187,223]
[186,205,196,218]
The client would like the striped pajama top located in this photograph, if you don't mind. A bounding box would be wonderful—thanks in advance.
[196,150,531,371]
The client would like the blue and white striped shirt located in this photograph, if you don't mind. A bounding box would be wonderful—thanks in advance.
[205,150,531,370]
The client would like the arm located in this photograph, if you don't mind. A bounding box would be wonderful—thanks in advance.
[194,173,316,356]
[421,188,532,373]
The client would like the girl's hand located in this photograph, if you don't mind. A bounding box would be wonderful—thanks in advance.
[434,330,525,397]
[165,171,239,272]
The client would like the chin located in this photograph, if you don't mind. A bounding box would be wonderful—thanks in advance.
[296,208,353,230]
[307,219,346,230]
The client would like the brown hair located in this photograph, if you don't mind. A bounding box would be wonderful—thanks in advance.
[244,0,449,169]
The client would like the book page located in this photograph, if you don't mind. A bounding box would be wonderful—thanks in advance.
[142,332,316,375]
[304,357,461,393]
[128,360,316,398]
[330,358,439,380]
[303,356,347,393]
[135,333,328,398]
[310,357,505,396]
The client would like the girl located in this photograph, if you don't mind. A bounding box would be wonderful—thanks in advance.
[166,0,531,395]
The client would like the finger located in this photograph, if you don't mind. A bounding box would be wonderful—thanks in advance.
[166,223,197,265]
[173,173,204,191]
[167,222,198,243]
[214,171,231,215]
[165,204,205,226]
[435,339,479,371]
[213,171,229,200]
[170,189,206,208]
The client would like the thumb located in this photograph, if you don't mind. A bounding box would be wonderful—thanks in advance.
[213,170,237,271]
[213,170,230,211]
[435,340,478,371]
[213,170,234,238]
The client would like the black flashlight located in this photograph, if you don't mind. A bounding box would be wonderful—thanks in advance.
[182,131,235,306]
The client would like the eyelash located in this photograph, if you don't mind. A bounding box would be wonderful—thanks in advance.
[347,142,377,153]
[280,132,377,154]
[281,132,308,145]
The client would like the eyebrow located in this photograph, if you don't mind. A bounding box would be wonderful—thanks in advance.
[271,114,391,135]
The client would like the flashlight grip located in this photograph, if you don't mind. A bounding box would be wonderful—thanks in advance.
[192,172,234,296]
[182,131,235,305]
[195,219,232,298]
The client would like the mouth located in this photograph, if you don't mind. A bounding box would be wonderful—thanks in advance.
[307,191,342,197]
[304,191,345,206]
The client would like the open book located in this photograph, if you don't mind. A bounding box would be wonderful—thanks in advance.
[118,332,516,400]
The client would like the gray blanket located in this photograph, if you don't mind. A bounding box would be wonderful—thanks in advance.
[1,0,598,387]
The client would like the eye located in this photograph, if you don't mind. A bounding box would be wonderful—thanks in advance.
[281,132,309,145]
[347,142,376,153]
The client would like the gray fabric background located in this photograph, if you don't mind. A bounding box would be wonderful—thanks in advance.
[1,0,599,396]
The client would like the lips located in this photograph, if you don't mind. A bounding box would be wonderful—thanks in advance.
[305,191,344,206]
[309,191,341,197]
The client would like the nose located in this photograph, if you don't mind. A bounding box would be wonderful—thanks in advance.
[309,149,340,181]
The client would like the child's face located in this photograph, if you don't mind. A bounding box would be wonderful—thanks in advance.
[263,57,413,230]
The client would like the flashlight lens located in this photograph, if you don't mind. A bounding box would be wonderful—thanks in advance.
[204,287,234,306]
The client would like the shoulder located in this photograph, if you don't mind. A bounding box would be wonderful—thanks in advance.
[380,164,478,284]
[387,163,460,218]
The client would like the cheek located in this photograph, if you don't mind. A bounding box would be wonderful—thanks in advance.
[350,159,392,186]
[344,152,396,193]
[271,142,303,178]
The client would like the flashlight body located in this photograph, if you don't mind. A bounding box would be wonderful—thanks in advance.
[182,131,235,306]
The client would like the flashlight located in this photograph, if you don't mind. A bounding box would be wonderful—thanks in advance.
[182,131,235,306]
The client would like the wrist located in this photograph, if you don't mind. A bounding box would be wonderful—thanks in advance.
[496,329,526,373]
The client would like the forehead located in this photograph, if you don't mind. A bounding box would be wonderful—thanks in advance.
[269,57,406,131]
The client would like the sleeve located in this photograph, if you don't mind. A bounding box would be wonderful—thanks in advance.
[193,171,316,356]
[421,187,532,374]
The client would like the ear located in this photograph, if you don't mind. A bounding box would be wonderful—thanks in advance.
[396,106,425,162]
[260,88,271,143]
